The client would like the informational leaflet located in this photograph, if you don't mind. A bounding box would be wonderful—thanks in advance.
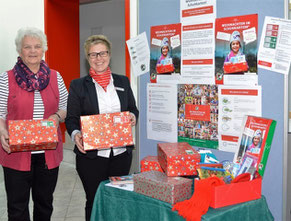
[126,32,150,76]
[180,0,216,24]
[215,14,258,85]
[147,84,177,142]
[218,85,262,152]
[105,183,134,191]
[180,22,215,84]
[150,23,182,84]
[258,16,291,75]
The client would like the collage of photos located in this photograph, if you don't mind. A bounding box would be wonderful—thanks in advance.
[178,84,219,148]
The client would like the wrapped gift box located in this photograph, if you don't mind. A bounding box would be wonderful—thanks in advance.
[156,64,175,74]
[158,142,201,176]
[210,177,262,208]
[80,111,133,150]
[140,156,163,173]
[8,119,58,152]
[223,62,248,74]
[133,171,192,204]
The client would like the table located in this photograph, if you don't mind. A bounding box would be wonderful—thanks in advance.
[90,181,274,221]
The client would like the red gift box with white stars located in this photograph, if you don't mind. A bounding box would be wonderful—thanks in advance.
[140,156,164,173]
[133,171,192,204]
[8,119,58,152]
[80,111,133,151]
[158,142,201,177]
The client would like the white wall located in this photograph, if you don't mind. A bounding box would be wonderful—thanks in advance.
[79,0,125,76]
[0,0,44,73]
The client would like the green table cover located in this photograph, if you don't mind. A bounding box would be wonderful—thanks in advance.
[90,181,274,221]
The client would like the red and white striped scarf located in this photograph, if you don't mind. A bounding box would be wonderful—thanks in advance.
[89,67,111,92]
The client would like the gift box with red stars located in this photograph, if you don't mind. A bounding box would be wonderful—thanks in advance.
[158,142,201,177]
[140,156,164,173]
[8,119,58,152]
[133,171,192,204]
[80,111,133,151]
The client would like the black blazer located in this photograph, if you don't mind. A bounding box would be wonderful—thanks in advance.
[65,73,139,159]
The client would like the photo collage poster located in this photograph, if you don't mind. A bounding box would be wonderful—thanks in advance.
[178,84,218,149]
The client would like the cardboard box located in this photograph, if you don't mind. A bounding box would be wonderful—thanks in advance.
[80,111,133,150]
[158,142,201,176]
[8,119,58,152]
[207,116,275,208]
[140,156,163,173]
[209,177,262,208]
[133,171,192,204]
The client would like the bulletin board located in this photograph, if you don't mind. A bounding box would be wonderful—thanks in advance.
[138,0,285,220]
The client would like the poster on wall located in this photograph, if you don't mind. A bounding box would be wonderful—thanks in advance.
[178,84,219,149]
[150,23,182,84]
[258,16,291,75]
[180,22,215,84]
[147,83,177,142]
[126,32,150,77]
[180,0,216,24]
[218,85,262,153]
[215,14,258,85]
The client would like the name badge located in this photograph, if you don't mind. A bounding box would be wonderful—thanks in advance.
[115,87,124,91]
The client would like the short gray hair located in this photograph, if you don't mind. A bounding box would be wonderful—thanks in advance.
[15,27,48,53]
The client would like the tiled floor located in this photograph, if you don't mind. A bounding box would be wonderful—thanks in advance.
[0,133,86,221]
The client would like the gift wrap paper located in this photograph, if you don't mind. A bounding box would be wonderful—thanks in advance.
[140,156,164,173]
[133,171,192,204]
[9,119,58,152]
[80,111,133,150]
[158,142,201,176]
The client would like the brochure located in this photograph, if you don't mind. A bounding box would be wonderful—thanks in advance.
[233,115,276,177]
[109,175,133,185]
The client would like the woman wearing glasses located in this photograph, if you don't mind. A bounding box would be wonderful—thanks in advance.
[65,35,139,221]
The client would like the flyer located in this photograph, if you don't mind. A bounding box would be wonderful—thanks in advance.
[258,16,291,75]
[215,14,258,85]
[150,23,182,84]
[180,0,216,24]
[126,32,150,76]
[233,116,276,177]
[147,83,177,142]
[178,84,218,149]
[218,85,262,152]
[180,22,215,84]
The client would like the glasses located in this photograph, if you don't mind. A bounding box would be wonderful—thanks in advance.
[88,51,109,59]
